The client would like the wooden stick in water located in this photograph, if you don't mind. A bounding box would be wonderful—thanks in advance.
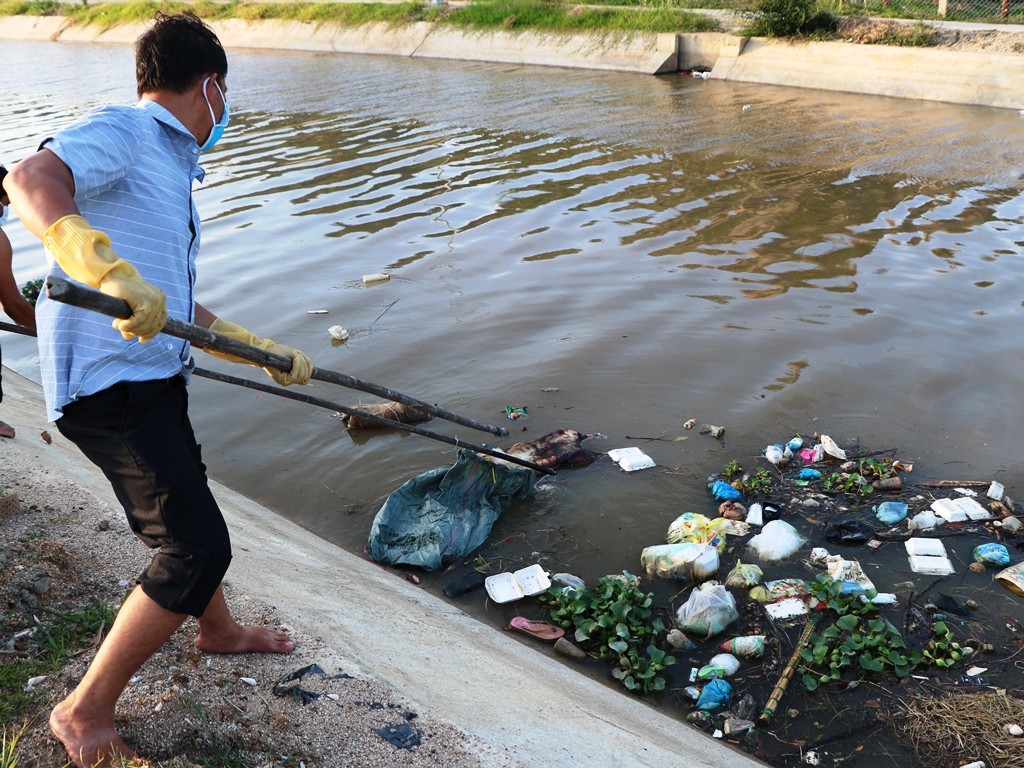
[760,612,821,724]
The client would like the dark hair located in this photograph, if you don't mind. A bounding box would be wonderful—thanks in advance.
[0,164,7,201]
[135,12,227,97]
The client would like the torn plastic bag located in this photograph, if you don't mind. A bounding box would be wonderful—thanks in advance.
[823,518,874,544]
[641,543,719,583]
[367,450,535,571]
[676,582,739,638]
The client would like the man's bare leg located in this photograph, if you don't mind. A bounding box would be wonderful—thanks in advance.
[0,418,14,438]
[49,585,185,768]
[194,585,295,654]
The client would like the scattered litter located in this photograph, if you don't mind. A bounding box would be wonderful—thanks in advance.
[240,677,258,687]
[875,501,909,525]
[725,561,763,589]
[745,502,764,526]
[860,592,897,605]
[608,446,655,471]
[641,543,719,583]
[306,309,329,314]
[995,562,1024,595]
[932,496,993,522]
[696,678,732,710]
[362,272,390,284]
[720,635,766,658]
[988,481,1005,500]
[683,418,697,430]
[484,564,551,603]
[504,405,529,421]
[667,512,728,551]
[905,538,955,575]
[825,555,875,595]
[328,325,349,341]
[676,582,739,638]
[819,434,846,459]
[908,509,942,531]
[376,722,422,749]
[709,479,743,501]
[973,542,1010,567]
[966,666,988,677]
[747,520,806,561]
[699,423,725,438]
[764,597,809,622]
[698,652,740,679]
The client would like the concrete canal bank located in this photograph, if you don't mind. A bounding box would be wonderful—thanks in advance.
[1,13,1023,109]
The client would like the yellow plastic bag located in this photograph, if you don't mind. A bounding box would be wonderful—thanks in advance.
[666,512,729,553]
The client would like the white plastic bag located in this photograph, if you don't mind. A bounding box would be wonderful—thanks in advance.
[724,560,763,589]
[675,583,739,638]
[746,519,806,561]
[641,543,719,583]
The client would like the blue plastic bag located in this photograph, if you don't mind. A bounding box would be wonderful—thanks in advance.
[696,678,732,711]
[973,542,1010,567]
[708,480,742,502]
[875,501,909,525]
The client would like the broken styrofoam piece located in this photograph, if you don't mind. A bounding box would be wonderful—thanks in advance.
[988,481,1005,501]
[607,447,656,472]
[825,556,875,595]
[931,496,993,522]
[764,597,808,622]
[904,538,955,575]
[860,592,897,605]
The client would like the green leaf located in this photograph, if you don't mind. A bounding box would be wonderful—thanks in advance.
[609,639,628,653]
[615,622,630,639]
[932,621,949,636]
[868,619,886,634]
[859,654,885,672]
[803,674,819,691]
[836,615,859,632]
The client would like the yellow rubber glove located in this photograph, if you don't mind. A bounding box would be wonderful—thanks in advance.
[44,215,167,342]
[206,317,312,386]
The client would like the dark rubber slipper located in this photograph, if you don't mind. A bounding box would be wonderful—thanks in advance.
[509,617,565,642]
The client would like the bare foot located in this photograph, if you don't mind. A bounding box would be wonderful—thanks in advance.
[50,694,147,768]
[0,420,14,439]
[195,624,295,654]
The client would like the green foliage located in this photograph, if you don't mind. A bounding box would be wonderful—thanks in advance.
[800,574,960,691]
[0,722,27,768]
[741,467,775,494]
[19,278,42,307]
[746,0,836,37]
[0,599,116,724]
[540,572,676,694]
[722,459,742,478]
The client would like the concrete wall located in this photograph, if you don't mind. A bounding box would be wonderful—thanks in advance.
[712,36,1024,110]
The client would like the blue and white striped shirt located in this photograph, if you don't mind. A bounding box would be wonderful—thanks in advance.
[37,100,205,422]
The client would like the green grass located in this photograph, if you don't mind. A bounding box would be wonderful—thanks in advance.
[0,0,721,33]
[0,599,117,725]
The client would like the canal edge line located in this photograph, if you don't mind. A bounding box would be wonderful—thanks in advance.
[0,14,1021,105]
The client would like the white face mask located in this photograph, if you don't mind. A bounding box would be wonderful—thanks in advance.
[0,204,8,227]
[200,75,230,152]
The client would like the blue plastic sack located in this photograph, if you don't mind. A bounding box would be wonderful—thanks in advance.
[367,450,535,571]
[795,468,822,480]
[696,678,732,711]
[875,501,909,525]
[973,542,1010,567]
[708,480,742,502]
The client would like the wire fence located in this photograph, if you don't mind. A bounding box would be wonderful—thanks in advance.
[677,0,1024,22]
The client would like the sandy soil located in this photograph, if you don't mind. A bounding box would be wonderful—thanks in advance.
[0,432,489,768]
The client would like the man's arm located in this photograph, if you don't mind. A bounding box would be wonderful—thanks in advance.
[0,230,36,329]
[4,150,166,342]
[2,150,78,238]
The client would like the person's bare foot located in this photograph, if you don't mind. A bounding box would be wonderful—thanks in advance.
[49,694,147,768]
[195,624,295,654]
[0,420,14,439]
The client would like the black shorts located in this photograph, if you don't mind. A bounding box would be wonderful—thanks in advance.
[56,376,231,617]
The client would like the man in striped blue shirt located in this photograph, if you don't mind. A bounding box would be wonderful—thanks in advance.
[4,13,311,768]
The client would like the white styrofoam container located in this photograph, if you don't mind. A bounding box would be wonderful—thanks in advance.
[484,564,551,603]
[908,554,955,575]
[931,498,967,522]
[905,538,947,556]
[607,447,655,472]
[953,496,993,521]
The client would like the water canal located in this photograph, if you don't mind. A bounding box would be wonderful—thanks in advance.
[3,39,1024,767]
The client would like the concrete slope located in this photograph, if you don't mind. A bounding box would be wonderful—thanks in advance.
[712,36,1024,110]
[0,368,767,768]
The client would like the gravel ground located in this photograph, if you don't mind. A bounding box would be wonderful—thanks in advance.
[0,432,491,768]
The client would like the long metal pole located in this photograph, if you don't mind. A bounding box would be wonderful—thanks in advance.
[0,318,552,475]
[45,277,509,437]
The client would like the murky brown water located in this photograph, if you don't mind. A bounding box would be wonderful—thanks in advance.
[4,40,1024,767]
